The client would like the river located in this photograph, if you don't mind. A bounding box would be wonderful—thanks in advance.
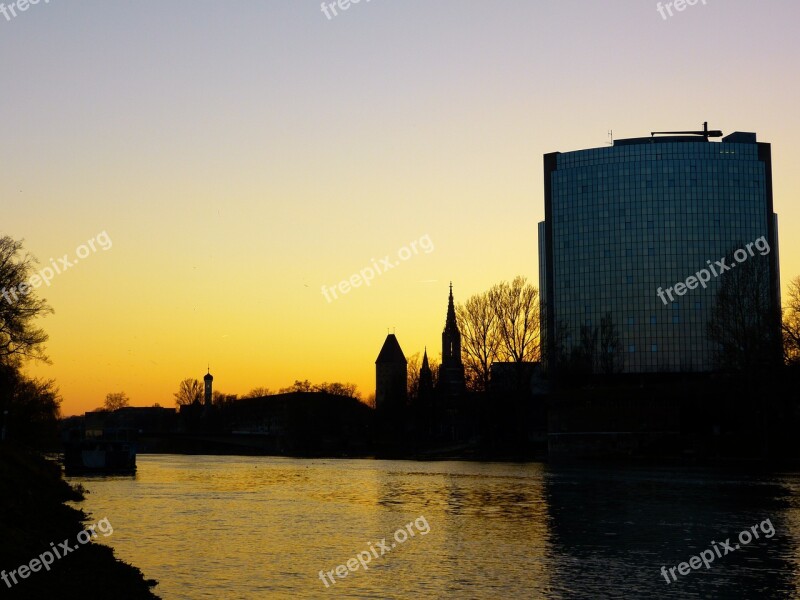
[66,455,800,599]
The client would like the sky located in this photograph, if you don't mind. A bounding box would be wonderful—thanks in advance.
[2,0,800,415]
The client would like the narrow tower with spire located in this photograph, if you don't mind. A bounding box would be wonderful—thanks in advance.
[438,283,465,398]
[419,347,434,397]
[204,368,213,407]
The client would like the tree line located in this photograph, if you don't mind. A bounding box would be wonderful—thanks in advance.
[456,276,540,391]
[3,231,800,452]
[0,237,60,448]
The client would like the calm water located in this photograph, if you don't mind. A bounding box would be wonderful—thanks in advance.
[67,456,800,599]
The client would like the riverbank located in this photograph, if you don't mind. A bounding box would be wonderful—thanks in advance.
[0,445,159,599]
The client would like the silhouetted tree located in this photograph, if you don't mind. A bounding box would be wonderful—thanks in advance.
[561,313,622,377]
[0,236,52,366]
[0,365,61,447]
[174,378,203,406]
[783,276,800,366]
[598,313,623,375]
[279,380,314,393]
[0,237,60,448]
[489,276,540,363]
[315,382,360,398]
[457,292,501,392]
[103,391,130,411]
[242,386,272,399]
[707,252,780,372]
[407,353,440,400]
[407,353,422,401]
[548,319,592,383]
[429,357,440,389]
[277,380,360,398]
[577,323,598,372]
[212,390,237,407]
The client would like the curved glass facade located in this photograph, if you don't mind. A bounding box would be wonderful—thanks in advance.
[539,133,779,373]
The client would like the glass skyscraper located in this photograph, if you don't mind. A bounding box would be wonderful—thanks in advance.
[539,128,780,373]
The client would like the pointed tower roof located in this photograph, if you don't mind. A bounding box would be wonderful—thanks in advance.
[376,334,407,364]
[420,346,432,378]
[204,368,213,381]
[443,282,459,335]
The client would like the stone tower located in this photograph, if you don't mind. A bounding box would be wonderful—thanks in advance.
[375,334,407,411]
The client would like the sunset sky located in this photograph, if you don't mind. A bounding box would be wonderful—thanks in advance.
[3,0,800,415]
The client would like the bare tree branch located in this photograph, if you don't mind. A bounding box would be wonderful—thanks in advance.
[489,276,540,363]
[0,236,52,366]
[104,391,130,411]
[174,378,203,406]
[457,293,500,392]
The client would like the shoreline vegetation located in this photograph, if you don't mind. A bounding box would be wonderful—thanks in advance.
[0,446,159,600]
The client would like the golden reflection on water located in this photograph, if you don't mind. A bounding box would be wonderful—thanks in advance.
[68,456,553,599]
[68,458,800,599]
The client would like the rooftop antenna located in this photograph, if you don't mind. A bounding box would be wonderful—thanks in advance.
[651,121,723,140]
[607,130,613,146]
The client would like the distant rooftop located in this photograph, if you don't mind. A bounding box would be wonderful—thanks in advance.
[376,334,407,364]
[615,132,757,146]
[615,123,757,147]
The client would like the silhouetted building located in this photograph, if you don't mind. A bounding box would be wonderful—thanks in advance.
[419,348,434,403]
[539,124,780,373]
[204,369,213,407]
[227,392,372,456]
[375,334,407,411]
[490,362,541,395]
[438,283,466,396]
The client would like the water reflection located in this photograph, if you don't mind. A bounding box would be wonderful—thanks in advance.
[542,467,800,599]
[67,457,800,599]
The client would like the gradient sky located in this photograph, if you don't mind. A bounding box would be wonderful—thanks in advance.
[2,0,800,415]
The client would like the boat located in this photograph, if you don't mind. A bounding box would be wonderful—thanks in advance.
[61,411,137,475]
[63,436,137,475]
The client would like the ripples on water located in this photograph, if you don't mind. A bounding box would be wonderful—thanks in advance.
[67,457,800,599]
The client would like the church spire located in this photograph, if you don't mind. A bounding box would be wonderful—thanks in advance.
[441,283,462,368]
[438,283,465,396]
[444,282,458,336]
